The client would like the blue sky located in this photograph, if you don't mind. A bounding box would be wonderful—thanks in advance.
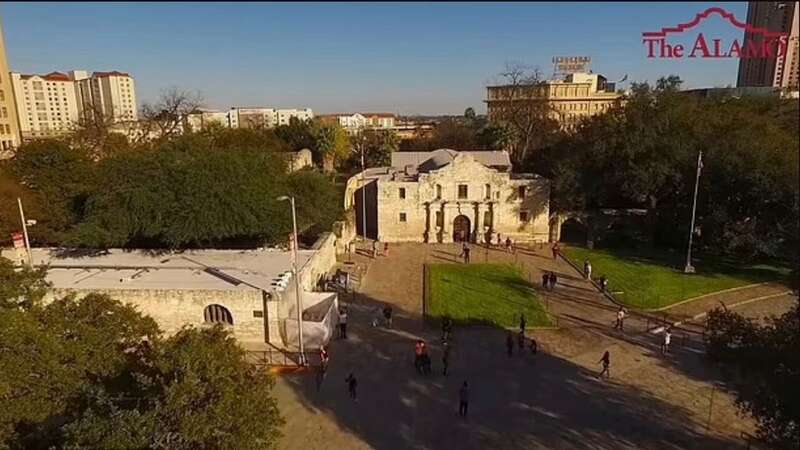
[1,2,749,115]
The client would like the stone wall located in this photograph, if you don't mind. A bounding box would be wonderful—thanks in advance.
[374,154,550,243]
[299,232,338,291]
[47,287,268,344]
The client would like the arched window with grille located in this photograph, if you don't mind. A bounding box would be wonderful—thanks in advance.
[203,304,234,326]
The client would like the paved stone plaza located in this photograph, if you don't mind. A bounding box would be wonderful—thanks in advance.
[273,243,790,450]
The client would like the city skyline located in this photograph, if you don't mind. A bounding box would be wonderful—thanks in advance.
[2,2,749,115]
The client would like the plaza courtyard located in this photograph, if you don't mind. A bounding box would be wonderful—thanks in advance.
[272,243,793,450]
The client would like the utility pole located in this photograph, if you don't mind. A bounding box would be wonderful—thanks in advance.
[278,196,305,366]
[684,151,703,273]
[17,198,32,266]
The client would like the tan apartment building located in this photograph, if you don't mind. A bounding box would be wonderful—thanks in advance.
[486,72,623,129]
[9,69,136,140]
[10,72,80,140]
[737,1,799,90]
[0,20,21,155]
[72,70,138,122]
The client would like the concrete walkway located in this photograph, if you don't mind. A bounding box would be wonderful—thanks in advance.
[273,243,771,450]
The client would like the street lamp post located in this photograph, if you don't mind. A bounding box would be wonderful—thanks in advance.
[17,198,33,266]
[278,195,306,365]
[684,151,703,274]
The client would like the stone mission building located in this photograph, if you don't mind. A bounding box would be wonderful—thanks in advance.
[345,149,550,244]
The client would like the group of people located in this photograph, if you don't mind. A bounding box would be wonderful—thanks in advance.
[540,271,558,290]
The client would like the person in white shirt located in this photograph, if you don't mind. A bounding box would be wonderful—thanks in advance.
[614,307,626,331]
[661,328,672,354]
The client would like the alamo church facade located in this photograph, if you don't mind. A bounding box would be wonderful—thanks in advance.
[345,149,550,244]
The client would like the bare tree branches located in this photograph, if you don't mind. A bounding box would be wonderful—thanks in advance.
[488,62,560,165]
[140,87,204,142]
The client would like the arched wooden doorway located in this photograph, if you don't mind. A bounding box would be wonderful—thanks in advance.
[452,215,471,242]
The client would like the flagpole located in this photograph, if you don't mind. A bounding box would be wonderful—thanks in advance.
[684,151,702,274]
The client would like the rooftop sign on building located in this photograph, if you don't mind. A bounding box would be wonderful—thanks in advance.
[552,56,591,76]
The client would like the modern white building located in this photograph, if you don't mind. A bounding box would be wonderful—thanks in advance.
[10,72,81,139]
[228,107,313,129]
[184,109,231,131]
[319,112,397,132]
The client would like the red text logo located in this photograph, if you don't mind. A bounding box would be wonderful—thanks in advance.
[642,7,788,59]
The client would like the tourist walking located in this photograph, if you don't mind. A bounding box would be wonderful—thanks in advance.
[383,305,393,328]
[506,331,514,357]
[442,341,451,376]
[519,314,527,333]
[551,243,560,260]
[598,351,611,380]
[599,276,609,292]
[442,316,453,342]
[661,327,672,354]
[529,337,538,356]
[383,242,389,257]
[614,307,626,332]
[345,373,358,401]
[414,340,425,374]
[458,381,470,418]
[548,272,558,290]
[461,242,471,264]
[505,237,513,253]
[316,345,330,391]
[517,330,525,352]
[339,307,348,339]
[583,259,592,280]
[541,272,549,290]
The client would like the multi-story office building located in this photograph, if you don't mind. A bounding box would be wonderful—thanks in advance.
[228,107,313,129]
[486,72,623,129]
[10,72,80,140]
[71,70,138,122]
[0,21,21,154]
[737,1,799,89]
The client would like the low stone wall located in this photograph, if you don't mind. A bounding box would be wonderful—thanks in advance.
[47,287,268,344]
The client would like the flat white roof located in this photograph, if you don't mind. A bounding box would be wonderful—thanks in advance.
[1,248,315,292]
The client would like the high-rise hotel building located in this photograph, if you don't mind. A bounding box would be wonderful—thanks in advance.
[737,1,799,90]
[9,70,137,140]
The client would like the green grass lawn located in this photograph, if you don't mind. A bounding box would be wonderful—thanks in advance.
[426,263,552,328]
[562,246,789,309]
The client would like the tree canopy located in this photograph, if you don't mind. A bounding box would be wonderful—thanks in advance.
[534,76,799,259]
[4,126,343,249]
[705,301,800,448]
